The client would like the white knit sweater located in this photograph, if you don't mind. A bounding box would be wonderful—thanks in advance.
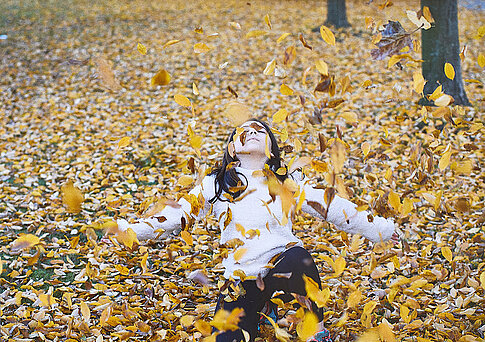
[117,167,395,279]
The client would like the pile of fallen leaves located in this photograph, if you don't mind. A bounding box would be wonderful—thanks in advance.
[1,0,484,341]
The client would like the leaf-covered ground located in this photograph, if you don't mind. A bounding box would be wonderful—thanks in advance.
[1,0,484,341]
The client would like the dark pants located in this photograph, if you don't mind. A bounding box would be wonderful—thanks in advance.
[215,247,323,342]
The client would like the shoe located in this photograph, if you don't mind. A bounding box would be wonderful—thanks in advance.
[258,302,278,329]
[307,328,332,342]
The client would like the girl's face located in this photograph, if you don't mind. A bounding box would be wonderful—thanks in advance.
[233,121,271,158]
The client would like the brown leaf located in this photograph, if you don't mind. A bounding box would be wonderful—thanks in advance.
[370,21,413,61]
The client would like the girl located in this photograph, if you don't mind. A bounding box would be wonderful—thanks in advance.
[116,119,398,341]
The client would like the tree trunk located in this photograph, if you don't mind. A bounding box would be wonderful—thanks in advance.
[421,0,470,106]
[325,0,350,28]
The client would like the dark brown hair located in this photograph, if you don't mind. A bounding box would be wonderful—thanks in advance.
[208,119,287,203]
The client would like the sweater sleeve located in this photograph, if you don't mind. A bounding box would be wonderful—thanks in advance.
[296,175,395,243]
[116,175,215,240]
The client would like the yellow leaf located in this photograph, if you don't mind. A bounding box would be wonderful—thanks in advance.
[400,304,410,323]
[264,14,272,30]
[315,59,328,75]
[246,30,267,39]
[263,58,276,76]
[480,272,485,289]
[296,311,318,340]
[80,301,90,321]
[193,43,212,54]
[10,234,41,253]
[118,136,131,148]
[402,197,413,216]
[333,256,346,277]
[162,39,181,49]
[356,329,380,342]
[388,190,401,212]
[361,142,370,157]
[277,32,291,44]
[180,315,195,328]
[339,111,357,124]
[264,135,271,160]
[422,6,435,23]
[61,180,84,213]
[320,25,335,45]
[478,54,485,68]
[195,319,212,336]
[38,293,57,307]
[362,300,378,317]
[330,140,346,173]
[116,228,139,249]
[228,22,241,30]
[115,264,129,275]
[192,82,199,95]
[434,94,452,107]
[378,320,396,342]
[303,275,330,308]
[177,175,194,187]
[347,289,362,308]
[413,71,425,94]
[429,85,443,101]
[280,84,294,95]
[100,305,112,327]
[180,231,193,246]
[272,108,288,123]
[233,248,247,262]
[137,42,147,55]
[140,253,149,273]
[174,94,192,107]
[438,147,452,170]
[223,102,252,125]
[151,69,171,86]
[444,62,455,80]
[441,246,453,262]
[95,56,122,91]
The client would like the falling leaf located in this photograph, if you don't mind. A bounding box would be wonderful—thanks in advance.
[441,246,453,262]
[118,136,131,148]
[233,248,247,262]
[263,58,276,76]
[272,108,288,123]
[333,256,346,277]
[193,43,212,54]
[296,312,318,340]
[151,69,171,86]
[277,32,291,43]
[61,180,84,213]
[246,30,267,39]
[192,82,199,95]
[95,56,122,91]
[162,39,181,49]
[444,62,455,80]
[478,54,485,68]
[434,94,452,107]
[371,21,413,61]
[229,22,241,30]
[280,84,294,95]
[315,59,328,76]
[80,301,90,321]
[320,25,336,45]
[224,102,252,125]
[10,234,41,253]
[347,289,362,308]
[180,231,193,246]
[174,94,192,107]
[137,42,147,55]
[264,14,272,29]
[299,33,313,50]
[413,71,425,94]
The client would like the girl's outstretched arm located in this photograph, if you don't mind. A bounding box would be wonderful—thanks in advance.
[297,177,396,243]
[116,175,214,241]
